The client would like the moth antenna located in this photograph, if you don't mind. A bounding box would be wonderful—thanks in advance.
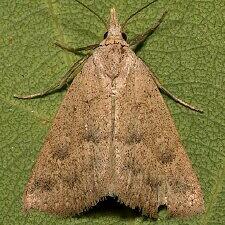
[74,0,107,28]
[122,0,159,29]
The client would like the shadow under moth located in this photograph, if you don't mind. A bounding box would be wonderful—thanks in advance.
[15,0,204,219]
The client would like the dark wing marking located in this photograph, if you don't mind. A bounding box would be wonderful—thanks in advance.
[23,55,112,215]
[114,53,204,218]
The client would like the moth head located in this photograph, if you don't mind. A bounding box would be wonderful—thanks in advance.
[101,8,128,46]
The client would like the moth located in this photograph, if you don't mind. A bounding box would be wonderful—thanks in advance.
[15,0,204,218]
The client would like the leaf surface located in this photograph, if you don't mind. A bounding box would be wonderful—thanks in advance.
[0,0,225,224]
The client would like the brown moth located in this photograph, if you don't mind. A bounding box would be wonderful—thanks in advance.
[17,0,204,219]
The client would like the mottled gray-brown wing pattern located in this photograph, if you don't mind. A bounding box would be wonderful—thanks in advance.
[114,53,204,218]
[23,44,204,217]
[23,55,113,215]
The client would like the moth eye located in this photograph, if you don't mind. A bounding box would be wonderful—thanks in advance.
[122,32,127,41]
[104,31,108,39]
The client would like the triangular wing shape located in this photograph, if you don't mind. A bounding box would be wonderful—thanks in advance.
[23,55,113,215]
[113,51,204,217]
[24,43,204,218]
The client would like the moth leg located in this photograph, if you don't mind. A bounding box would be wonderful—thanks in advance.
[14,55,89,99]
[153,76,203,113]
[55,42,99,55]
[129,11,167,50]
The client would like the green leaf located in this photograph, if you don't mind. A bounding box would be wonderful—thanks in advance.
[0,0,224,224]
